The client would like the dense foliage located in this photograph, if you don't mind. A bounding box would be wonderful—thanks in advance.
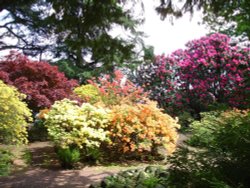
[74,84,101,104]
[167,109,250,188]
[0,52,78,111]
[0,149,13,176]
[108,100,180,158]
[135,33,250,115]
[86,70,147,106]
[0,80,32,144]
[44,99,110,153]
[73,71,180,160]
[0,0,146,81]
[93,108,250,187]
[91,166,169,188]
[55,147,81,169]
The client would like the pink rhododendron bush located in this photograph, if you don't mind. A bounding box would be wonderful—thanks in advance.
[135,33,250,115]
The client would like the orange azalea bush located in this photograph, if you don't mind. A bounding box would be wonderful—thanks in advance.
[107,99,180,157]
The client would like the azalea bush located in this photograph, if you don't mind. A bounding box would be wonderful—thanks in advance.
[74,71,180,159]
[44,99,110,162]
[0,52,79,112]
[87,70,147,106]
[107,100,180,159]
[0,80,32,144]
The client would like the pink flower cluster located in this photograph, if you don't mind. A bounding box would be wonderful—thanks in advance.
[155,33,250,112]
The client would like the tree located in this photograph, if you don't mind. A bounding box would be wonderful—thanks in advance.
[0,52,79,112]
[0,0,146,81]
[0,0,53,58]
[155,0,250,38]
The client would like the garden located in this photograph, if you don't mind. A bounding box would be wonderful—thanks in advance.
[0,33,250,188]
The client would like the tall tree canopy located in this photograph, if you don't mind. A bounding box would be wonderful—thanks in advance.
[0,0,148,81]
[155,0,250,38]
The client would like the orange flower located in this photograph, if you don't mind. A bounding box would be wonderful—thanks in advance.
[123,146,129,153]
[122,137,131,143]
[130,143,136,152]
[37,108,50,119]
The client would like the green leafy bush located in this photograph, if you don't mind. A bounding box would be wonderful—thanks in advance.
[44,99,110,162]
[56,147,81,169]
[0,80,32,144]
[168,109,250,188]
[0,148,13,176]
[187,111,221,147]
[90,166,169,188]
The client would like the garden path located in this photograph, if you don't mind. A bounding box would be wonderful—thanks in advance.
[0,134,188,188]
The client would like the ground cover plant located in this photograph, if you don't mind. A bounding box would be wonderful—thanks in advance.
[0,52,79,112]
[90,166,169,188]
[0,148,13,176]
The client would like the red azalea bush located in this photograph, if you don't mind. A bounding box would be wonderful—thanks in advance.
[136,33,250,115]
[0,52,79,111]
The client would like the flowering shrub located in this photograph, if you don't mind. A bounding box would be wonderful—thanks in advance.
[174,34,250,110]
[107,100,180,157]
[0,52,79,112]
[87,70,147,106]
[134,56,176,110]
[44,99,110,152]
[0,80,32,144]
[74,84,101,104]
[135,33,250,115]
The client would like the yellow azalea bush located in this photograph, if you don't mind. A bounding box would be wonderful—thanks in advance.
[108,99,180,157]
[44,99,110,150]
[74,84,101,104]
[0,80,32,144]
